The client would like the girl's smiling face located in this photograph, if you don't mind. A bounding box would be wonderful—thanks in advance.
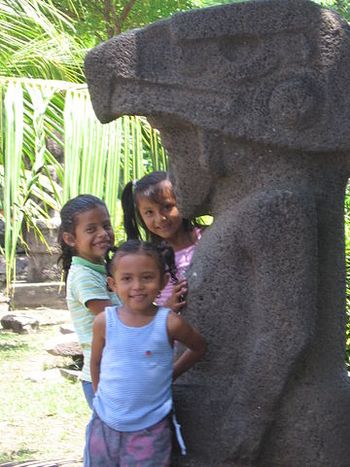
[136,181,183,242]
[63,205,114,264]
[108,252,168,314]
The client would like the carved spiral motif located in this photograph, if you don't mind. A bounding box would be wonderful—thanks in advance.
[268,76,322,129]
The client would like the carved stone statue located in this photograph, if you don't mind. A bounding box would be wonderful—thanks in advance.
[84,0,350,465]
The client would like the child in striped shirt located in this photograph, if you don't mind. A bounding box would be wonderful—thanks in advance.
[58,194,120,409]
[85,240,206,466]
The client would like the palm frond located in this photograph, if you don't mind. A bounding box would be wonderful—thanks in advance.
[1,78,167,292]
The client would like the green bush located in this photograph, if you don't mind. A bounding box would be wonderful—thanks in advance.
[345,183,350,369]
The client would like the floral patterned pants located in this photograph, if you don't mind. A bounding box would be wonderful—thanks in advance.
[84,412,171,466]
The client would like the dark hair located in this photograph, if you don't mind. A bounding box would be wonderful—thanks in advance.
[121,171,198,244]
[57,194,107,281]
[106,239,177,284]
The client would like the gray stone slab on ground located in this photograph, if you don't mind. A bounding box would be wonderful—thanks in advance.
[85,0,350,466]
[59,369,81,382]
[10,282,66,309]
[0,307,70,327]
[45,333,82,358]
[24,219,62,283]
[1,314,39,333]
[59,324,75,334]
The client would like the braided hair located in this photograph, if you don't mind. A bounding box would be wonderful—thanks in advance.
[57,194,107,282]
[106,239,177,285]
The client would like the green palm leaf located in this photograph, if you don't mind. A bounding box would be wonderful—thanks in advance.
[1,78,167,292]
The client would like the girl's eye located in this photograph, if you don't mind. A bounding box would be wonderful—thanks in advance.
[86,228,95,233]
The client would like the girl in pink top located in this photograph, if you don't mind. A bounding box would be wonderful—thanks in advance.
[121,171,203,313]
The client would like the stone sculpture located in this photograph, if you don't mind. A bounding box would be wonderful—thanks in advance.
[84,0,350,465]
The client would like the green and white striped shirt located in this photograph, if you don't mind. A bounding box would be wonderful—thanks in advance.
[66,256,120,382]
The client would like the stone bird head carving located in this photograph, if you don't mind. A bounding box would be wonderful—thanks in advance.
[85,0,350,154]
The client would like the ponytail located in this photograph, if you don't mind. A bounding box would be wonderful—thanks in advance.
[158,242,177,284]
[121,181,142,240]
[57,242,74,283]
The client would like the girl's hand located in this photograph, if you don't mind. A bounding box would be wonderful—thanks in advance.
[164,279,188,313]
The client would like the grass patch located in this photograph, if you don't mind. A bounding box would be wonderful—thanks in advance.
[0,323,90,464]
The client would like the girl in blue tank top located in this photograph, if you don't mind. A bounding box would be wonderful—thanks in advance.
[84,240,206,467]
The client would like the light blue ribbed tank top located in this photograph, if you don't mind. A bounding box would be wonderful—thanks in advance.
[93,306,173,431]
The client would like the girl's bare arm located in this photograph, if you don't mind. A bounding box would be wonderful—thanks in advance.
[167,311,206,380]
[86,299,113,315]
[90,312,106,392]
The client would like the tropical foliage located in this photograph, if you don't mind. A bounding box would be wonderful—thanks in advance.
[319,0,350,18]
[52,0,200,45]
[345,182,350,367]
[0,0,86,81]
[0,0,178,290]
[0,77,167,290]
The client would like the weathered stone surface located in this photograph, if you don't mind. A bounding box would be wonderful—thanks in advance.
[85,1,350,465]
[10,282,66,309]
[1,314,39,333]
[0,255,29,285]
[45,333,83,358]
[24,218,61,283]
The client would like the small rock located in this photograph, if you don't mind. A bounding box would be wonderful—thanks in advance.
[45,333,83,357]
[59,324,75,334]
[60,368,81,382]
[1,313,39,333]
